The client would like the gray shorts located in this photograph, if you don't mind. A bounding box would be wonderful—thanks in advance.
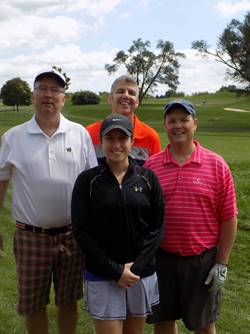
[84,273,159,320]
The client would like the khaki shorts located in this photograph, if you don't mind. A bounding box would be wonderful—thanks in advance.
[14,227,84,315]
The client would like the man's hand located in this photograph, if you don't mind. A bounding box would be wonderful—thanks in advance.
[205,263,228,292]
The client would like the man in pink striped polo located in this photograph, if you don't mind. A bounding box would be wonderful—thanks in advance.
[145,99,238,334]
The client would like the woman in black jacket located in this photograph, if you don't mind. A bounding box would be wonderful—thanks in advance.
[72,114,164,334]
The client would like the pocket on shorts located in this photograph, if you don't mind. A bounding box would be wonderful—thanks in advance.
[61,230,83,256]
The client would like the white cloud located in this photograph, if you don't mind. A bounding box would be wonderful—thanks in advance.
[177,49,235,95]
[0,1,243,97]
[0,16,81,49]
[0,1,123,51]
[0,43,118,93]
[0,1,64,20]
[1,0,123,17]
[0,1,126,92]
[0,47,237,96]
[69,0,123,16]
[214,0,250,17]
[0,3,20,21]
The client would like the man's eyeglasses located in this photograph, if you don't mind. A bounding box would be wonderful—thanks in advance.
[35,85,65,95]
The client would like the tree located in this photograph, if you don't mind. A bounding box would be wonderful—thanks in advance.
[165,89,177,97]
[0,77,32,111]
[71,91,100,105]
[52,65,71,91]
[105,38,184,104]
[192,12,250,89]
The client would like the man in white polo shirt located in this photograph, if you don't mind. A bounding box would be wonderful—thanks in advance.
[0,70,97,334]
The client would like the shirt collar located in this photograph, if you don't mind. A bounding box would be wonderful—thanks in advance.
[27,114,70,135]
[163,140,203,165]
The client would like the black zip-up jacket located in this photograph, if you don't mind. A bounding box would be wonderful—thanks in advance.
[72,159,164,281]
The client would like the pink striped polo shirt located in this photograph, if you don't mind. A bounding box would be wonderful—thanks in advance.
[144,141,238,256]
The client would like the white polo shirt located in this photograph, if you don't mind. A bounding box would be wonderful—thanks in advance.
[0,114,97,227]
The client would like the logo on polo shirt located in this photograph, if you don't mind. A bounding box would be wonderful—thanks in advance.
[192,177,204,185]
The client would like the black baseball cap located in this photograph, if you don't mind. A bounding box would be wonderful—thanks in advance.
[100,114,133,138]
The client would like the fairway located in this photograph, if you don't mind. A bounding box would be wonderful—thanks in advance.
[0,92,249,333]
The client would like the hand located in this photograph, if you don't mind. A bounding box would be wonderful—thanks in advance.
[117,262,140,288]
[205,263,228,292]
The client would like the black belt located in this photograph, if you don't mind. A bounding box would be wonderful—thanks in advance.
[158,246,217,258]
[16,221,72,236]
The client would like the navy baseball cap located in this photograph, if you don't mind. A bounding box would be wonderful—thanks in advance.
[34,70,66,88]
[164,99,196,118]
[100,114,133,138]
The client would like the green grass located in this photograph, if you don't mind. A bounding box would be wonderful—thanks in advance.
[0,92,250,333]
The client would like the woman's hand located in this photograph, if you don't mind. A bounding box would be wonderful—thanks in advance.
[117,262,140,288]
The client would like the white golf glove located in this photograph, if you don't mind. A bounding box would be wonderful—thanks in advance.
[205,263,227,292]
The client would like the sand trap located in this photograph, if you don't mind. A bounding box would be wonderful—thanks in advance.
[224,107,250,112]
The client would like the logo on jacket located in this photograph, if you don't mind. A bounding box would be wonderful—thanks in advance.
[134,186,143,192]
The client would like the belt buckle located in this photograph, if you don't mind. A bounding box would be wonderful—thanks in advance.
[30,226,37,233]
[40,227,48,234]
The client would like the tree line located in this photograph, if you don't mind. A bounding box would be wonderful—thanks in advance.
[1,12,250,111]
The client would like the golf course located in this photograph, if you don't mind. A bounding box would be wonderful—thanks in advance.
[0,91,249,333]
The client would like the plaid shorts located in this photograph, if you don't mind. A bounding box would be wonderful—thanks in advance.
[14,227,84,316]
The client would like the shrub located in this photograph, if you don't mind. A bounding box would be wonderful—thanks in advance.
[71,90,100,105]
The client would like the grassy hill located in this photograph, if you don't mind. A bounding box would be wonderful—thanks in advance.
[0,92,249,333]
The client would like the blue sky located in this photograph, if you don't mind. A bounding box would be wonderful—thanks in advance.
[0,0,250,95]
